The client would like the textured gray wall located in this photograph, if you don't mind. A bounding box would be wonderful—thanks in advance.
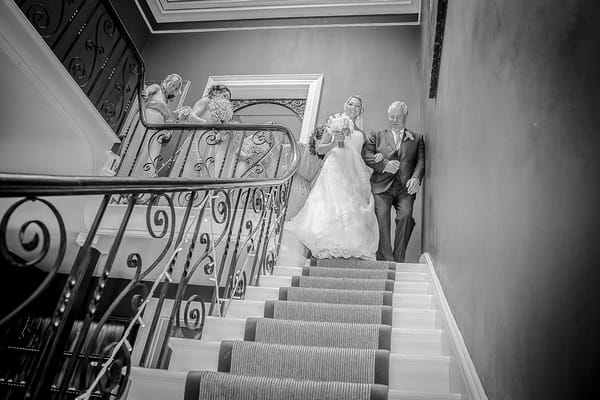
[142,26,425,261]
[420,1,600,398]
[112,0,150,52]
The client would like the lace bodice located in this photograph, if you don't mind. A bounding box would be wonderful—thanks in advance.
[344,130,365,154]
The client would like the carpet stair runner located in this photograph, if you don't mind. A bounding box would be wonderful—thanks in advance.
[128,259,464,400]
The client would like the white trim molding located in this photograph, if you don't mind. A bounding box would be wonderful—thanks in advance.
[420,252,489,400]
[150,0,420,22]
[204,74,323,143]
[136,0,420,33]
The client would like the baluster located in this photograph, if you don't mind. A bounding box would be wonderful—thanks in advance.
[208,188,241,316]
[220,187,253,305]
[56,194,137,397]
[22,194,110,399]
[139,193,195,368]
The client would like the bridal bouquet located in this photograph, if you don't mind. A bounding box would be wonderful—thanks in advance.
[172,105,192,122]
[326,113,352,148]
[240,130,275,165]
[208,97,234,124]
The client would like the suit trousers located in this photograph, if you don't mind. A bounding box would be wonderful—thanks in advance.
[373,178,416,263]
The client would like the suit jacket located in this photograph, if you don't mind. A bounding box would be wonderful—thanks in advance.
[362,128,425,195]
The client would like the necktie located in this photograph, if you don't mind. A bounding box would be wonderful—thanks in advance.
[394,131,403,149]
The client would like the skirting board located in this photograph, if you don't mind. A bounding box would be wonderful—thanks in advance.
[420,252,488,400]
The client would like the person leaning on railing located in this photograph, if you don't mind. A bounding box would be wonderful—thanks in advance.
[286,125,327,218]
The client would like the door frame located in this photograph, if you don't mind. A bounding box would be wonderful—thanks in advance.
[204,74,323,143]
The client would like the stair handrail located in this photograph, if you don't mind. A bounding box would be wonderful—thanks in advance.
[0,123,299,196]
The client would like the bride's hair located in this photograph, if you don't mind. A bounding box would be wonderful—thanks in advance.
[344,95,365,115]
[344,95,366,140]
[344,95,365,128]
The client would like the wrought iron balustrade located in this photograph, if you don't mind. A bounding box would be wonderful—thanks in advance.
[15,0,144,134]
[116,122,295,183]
[0,123,299,399]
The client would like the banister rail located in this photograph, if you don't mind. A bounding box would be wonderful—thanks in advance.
[0,123,299,197]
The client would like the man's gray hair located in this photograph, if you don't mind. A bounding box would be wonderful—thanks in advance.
[388,101,408,116]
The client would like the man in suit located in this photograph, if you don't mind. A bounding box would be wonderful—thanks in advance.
[362,101,425,262]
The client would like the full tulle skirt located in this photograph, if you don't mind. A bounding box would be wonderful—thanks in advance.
[291,146,379,260]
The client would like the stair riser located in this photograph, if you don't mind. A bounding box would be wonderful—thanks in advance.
[260,274,434,294]
[389,356,450,393]
[395,272,430,282]
[393,295,433,309]
[168,339,219,372]
[387,390,462,400]
[391,333,449,356]
[245,287,430,309]
[394,282,432,295]
[229,300,441,328]
[272,264,428,276]
[244,286,280,301]
[202,317,246,341]
[393,310,441,330]
[393,263,427,273]
[204,317,449,356]
[128,368,186,400]
[246,282,431,300]
[227,300,265,319]
[272,266,303,276]
[258,275,293,288]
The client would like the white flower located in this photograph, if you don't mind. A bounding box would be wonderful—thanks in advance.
[327,113,353,135]
[208,98,234,124]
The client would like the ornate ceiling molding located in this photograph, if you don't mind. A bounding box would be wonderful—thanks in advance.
[136,0,421,32]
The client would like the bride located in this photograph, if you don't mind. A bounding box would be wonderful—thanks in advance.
[292,95,380,260]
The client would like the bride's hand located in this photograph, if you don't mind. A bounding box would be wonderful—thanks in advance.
[333,132,345,144]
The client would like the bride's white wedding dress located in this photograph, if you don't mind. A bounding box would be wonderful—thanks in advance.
[292,129,379,259]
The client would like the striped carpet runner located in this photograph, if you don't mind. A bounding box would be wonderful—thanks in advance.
[184,371,389,400]
[186,258,396,399]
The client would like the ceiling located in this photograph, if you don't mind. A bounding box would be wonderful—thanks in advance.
[135,0,421,33]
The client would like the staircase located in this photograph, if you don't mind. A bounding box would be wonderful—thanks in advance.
[128,257,465,399]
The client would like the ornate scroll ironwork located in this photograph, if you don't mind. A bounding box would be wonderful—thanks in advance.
[17,0,144,132]
[230,98,306,119]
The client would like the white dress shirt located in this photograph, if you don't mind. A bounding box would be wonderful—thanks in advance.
[392,128,405,149]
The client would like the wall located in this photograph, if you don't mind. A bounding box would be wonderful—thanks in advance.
[142,26,425,261]
[142,27,421,128]
[420,1,600,399]
[112,0,151,52]
[0,0,120,176]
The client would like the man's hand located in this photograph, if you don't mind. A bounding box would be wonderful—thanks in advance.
[373,153,383,163]
[383,160,400,174]
[406,177,420,195]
